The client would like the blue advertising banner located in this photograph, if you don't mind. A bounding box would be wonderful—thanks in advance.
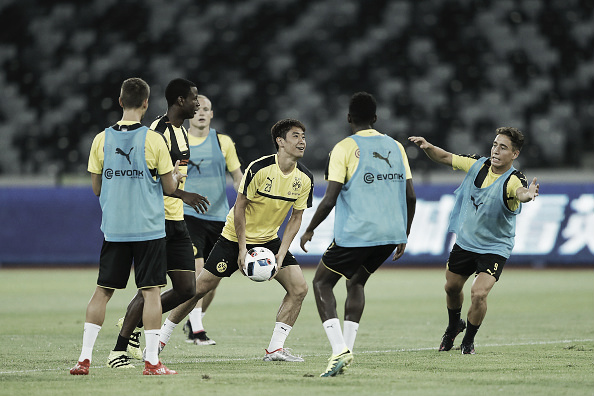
[287,183,594,266]
[0,184,592,266]
[0,187,103,264]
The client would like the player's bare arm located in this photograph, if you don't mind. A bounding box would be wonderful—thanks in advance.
[392,178,416,261]
[516,177,540,203]
[278,208,304,268]
[408,136,453,166]
[230,168,243,191]
[405,178,416,236]
[91,173,102,196]
[234,192,249,272]
[300,181,342,252]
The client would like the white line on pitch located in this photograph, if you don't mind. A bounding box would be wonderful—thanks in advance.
[1,338,592,375]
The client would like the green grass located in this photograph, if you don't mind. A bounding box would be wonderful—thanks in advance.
[0,268,592,396]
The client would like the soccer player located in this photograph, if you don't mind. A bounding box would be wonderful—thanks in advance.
[300,92,416,377]
[70,77,184,375]
[109,78,210,365]
[409,128,539,354]
[159,118,313,362]
[178,94,243,345]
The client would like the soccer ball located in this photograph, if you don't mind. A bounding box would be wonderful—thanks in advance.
[243,247,277,282]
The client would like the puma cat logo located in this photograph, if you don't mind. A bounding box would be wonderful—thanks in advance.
[373,151,391,167]
[471,196,484,212]
[189,159,204,174]
[115,147,133,165]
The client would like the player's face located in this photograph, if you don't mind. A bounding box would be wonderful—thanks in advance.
[190,97,213,129]
[279,127,306,159]
[490,134,518,173]
[181,87,200,119]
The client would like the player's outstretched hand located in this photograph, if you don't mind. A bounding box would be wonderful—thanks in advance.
[518,177,540,203]
[528,177,539,201]
[408,136,430,149]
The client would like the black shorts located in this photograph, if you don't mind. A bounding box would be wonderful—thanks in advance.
[321,241,397,279]
[184,215,225,260]
[204,236,299,278]
[165,220,195,272]
[97,238,167,289]
[446,244,507,281]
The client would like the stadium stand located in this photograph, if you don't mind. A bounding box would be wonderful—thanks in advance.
[0,0,592,178]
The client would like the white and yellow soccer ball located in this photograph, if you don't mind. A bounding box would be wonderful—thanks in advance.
[243,247,278,282]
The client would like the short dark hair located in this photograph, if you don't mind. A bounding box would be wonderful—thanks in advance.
[349,92,377,124]
[120,78,150,109]
[165,78,197,107]
[271,118,306,150]
[496,127,524,151]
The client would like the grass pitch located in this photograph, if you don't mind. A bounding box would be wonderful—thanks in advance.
[0,267,592,396]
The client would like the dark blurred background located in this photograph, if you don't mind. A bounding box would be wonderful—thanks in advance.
[0,0,592,182]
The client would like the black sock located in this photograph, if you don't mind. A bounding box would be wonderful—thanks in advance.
[114,334,130,352]
[447,307,462,329]
[462,320,480,344]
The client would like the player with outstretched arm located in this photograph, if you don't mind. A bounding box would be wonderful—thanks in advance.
[409,127,539,354]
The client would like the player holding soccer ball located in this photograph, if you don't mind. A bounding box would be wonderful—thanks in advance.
[300,92,416,377]
[409,127,539,355]
[160,118,313,362]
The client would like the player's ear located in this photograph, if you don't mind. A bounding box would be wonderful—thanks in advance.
[118,97,124,109]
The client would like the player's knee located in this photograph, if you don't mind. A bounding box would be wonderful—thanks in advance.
[346,280,364,294]
[470,287,489,302]
[444,282,462,296]
[311,278,325,300]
